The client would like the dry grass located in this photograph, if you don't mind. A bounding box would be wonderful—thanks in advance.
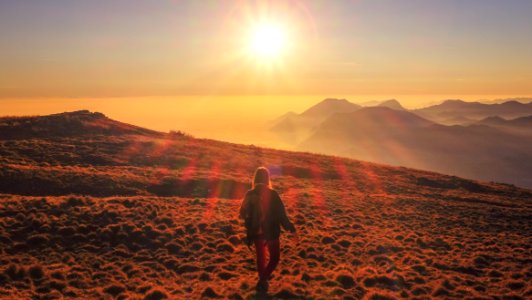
[0,112,531,299]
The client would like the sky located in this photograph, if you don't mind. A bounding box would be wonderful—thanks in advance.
[1,0,532,141]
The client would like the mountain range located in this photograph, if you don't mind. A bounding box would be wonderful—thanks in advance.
[271,98,532,188]
[413,99,532,125]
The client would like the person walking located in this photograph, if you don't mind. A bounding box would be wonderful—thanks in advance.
[239,166,298,293]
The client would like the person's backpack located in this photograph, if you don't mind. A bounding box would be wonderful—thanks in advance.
[244,191,263,246]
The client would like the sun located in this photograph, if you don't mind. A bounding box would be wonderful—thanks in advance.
[249,22,287,59]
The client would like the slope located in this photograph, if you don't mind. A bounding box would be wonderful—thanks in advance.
[0,111,530,299]
[0,110,163,140]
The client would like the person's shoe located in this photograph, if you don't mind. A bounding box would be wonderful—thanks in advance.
[255,279,269,293]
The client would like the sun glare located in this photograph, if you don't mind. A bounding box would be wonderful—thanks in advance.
[250,22,287,59]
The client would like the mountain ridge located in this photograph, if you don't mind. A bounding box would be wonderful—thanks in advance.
[413,99,532,124]
[270,98,362,144]
[298,106,532,188]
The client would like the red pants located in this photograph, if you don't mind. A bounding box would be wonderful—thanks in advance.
[254,238,280,281]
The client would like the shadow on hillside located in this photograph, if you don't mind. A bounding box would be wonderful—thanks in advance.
[247,290,305,300]
[147,177,250,199]
[0,168,250,199]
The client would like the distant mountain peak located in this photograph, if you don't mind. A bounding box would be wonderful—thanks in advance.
[439,99,473,107]
[313,106,435,133]
[301,98,360,119]
[270,98,362,144]
[482,116,506,122]
[477,114,532,127]
[322,98,350,103]
[499,100,524,106]
[378,99,405,111]
[436,99,483,108]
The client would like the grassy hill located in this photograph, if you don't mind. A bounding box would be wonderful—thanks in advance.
[0,111,530,299]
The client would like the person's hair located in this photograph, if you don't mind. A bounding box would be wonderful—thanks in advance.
[252,167,272,189]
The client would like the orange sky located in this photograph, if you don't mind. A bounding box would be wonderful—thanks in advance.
[1,1,532,144]
[1,1,531,100]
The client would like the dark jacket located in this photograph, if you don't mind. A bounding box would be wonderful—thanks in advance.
[239,184,296,241]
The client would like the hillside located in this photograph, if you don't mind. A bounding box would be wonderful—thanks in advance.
[0,111,531,299]
[0,110,162,140]
[298,107,532,188]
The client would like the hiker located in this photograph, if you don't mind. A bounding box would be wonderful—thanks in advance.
[239,166,298,293]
